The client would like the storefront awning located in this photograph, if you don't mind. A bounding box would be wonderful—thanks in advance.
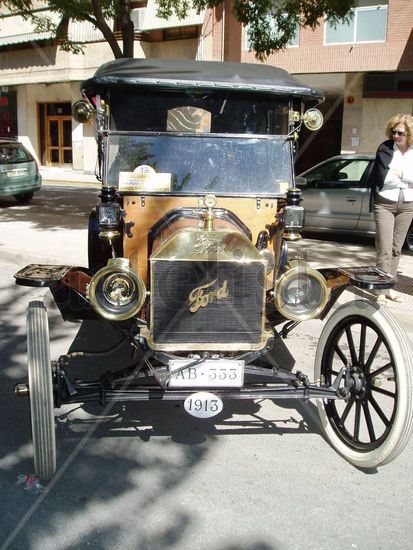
[68,19,113,43]
[0,3,202,45]
[0,11,62,46]
[141,0,205,31]
[0,11,113,46]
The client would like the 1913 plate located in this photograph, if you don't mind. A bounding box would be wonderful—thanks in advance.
[169,359,244,388]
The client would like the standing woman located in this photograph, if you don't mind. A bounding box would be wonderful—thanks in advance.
[369,113,413,305]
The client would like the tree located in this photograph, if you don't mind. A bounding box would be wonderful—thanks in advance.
[2,0,133,58]
[1,0,357,60]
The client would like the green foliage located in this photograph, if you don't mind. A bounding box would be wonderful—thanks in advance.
[1,0,124,57]
[2,0,357,60]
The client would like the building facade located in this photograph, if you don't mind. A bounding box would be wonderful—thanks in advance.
[239,0,413,171]
[0,0,412,179]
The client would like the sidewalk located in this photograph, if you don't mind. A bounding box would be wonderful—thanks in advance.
[40,167,99,188]
[288,237,413,338]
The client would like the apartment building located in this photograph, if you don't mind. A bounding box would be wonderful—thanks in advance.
[0,0,412,178]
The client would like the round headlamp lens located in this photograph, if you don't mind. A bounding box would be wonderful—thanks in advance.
[274,265,329,321]
[282,274,323,313]
[103,273,137,307]
[88,259,146,320]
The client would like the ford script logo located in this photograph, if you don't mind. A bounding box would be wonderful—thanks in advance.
[193,234,226,255]
[188,278,229,313]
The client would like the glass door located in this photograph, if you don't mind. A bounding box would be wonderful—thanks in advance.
[45,116,73,166]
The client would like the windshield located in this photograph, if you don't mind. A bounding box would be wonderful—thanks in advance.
[106,133,293,196]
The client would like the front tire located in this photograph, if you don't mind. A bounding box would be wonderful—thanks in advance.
[27,301,56,481]
[315,299,413,469]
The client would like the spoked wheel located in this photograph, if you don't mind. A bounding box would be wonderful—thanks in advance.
[27,300,56,481]
[315,299,413,469]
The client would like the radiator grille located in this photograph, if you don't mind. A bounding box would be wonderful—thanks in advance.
[150,260,265,347]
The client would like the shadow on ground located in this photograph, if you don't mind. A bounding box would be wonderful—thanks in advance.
[0,186,98,231]
[0,282,323,549]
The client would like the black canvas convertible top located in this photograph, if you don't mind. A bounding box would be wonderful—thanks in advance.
[82,58,324,102]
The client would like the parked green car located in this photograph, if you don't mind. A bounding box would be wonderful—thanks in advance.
[0,140,42,203]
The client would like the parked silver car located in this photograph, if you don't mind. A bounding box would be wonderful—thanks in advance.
[296,154,413,253]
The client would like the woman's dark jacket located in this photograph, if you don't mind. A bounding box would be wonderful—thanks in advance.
[368,139,394,209]
[368,139,394,191]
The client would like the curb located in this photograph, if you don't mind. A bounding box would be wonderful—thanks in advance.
[42,180,100,189]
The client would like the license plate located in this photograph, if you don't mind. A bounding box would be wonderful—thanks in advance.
[7,169,27,177]
[184,392,223,418]
[169,359,244,388]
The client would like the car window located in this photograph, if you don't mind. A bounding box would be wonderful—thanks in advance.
[338,160,370,182]
[305,159,370,188]
[0,144,31,164]
[304,159,344,183]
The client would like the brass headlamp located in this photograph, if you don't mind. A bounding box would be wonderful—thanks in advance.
[274,258,329,321]
[88,258,146,320]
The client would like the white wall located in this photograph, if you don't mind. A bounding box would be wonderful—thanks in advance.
[342,73,413,154]
[15,81,98,173]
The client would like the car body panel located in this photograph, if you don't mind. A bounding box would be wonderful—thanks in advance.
[296,154,377,235]
[123,194,278,284]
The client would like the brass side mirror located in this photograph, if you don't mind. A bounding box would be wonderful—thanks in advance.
[72,100,94,123]
[303,108,323,131]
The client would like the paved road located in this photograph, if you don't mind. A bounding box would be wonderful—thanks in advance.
[0,186,97,266]
[1,186,413,550]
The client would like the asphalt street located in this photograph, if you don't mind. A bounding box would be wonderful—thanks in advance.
[1,185,413,550]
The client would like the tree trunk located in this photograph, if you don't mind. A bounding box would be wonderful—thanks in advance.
[120,0,135,58]
[91,0,123,58]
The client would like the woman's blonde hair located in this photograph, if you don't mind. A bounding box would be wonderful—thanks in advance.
[385,114,413,146]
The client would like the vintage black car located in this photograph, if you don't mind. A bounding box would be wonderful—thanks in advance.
[15,59,413,481]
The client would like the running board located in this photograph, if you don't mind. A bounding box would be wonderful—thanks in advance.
[337,266,395,290]
[14,264,83,287]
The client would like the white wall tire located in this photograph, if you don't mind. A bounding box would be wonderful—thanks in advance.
[27,301,57,481]
[315,299,413,469]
